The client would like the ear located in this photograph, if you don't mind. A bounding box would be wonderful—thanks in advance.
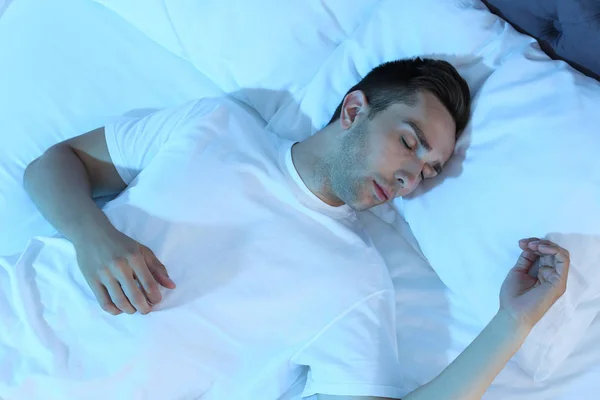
[339,90,369,130]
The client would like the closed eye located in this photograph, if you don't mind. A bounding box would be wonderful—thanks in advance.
[421,165,438,181]
[402,137,424,179]
[402,136,436,181]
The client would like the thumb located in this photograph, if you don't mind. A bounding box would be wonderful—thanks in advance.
[142,247,176,289]
[502,267,529,296]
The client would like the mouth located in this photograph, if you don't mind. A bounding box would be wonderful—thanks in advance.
[373,181,389,202]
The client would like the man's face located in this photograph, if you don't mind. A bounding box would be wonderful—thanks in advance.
[329,91,457,211]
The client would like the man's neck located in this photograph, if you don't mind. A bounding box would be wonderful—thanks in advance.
[290,134,344,207]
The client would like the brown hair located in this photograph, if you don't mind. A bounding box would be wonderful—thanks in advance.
[328,58,471,138]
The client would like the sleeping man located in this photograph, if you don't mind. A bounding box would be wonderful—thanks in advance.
[23,58,570,399]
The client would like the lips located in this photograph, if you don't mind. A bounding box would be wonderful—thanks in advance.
[373,181,389,202]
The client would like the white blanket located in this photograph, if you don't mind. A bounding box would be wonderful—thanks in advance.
[1,237,213,399]
[3,214,600,400]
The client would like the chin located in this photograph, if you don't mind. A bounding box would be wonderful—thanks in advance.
[348,203,371,212]
[348,197,380,212]
[337,185,379,211]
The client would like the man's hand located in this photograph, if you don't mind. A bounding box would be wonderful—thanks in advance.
[74,228,176,315]
[499,237,570,329]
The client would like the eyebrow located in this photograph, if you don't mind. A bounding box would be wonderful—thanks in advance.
[405,120,442,175]
[405,120,431,151]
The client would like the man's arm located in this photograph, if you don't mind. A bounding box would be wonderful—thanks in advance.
[24,127,126,245]
[318,239,569,400]
[317,309,527,400]
[24,127,174,315]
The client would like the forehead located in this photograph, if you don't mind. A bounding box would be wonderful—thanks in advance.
[375,91,457,161]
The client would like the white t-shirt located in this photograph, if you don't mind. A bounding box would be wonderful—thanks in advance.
[103,98,405,399]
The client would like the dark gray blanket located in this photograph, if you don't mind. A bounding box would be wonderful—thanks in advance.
[482,0,600,81]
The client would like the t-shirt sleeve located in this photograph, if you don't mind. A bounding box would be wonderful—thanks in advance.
[290,289,409,399]
[104,99,220,185]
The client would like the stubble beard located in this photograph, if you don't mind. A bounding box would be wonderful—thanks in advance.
[319,120,371,210]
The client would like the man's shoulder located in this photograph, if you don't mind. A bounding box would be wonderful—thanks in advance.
[187,96,265,124]
[182,97,233,120]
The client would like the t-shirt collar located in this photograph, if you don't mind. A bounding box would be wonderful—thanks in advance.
[278,140,353,219]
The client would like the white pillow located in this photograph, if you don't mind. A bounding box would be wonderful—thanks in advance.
[400,46,600,381]
[93,0,380,122]
[266,0,530,140]
[0,0,13,17]
[0,0,223,256]
[93,0,187,59]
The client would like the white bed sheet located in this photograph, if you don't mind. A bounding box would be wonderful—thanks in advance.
[1,0,598,399]
[3,212,598,400]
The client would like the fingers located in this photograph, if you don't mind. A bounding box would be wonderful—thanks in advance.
[539,254,554,270]
[522,238,570,293]
[514,249,538,270]
[520,238,569,262]
[539,243,570,276]
[527,239,570,273]
[516,238,540,269]
[111,258,153,314]
[129,252,163,305]
[515,238,539,271]
[98,254,169,315]
[78,235,173,315]
[143,247,176,290]
[102,274,137,315]
[118,274,153,315]
[89,280,122,315]
[538,265,558,284]
[519,237,540,250]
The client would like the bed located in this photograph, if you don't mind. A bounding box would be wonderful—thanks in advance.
[1,0,598,399]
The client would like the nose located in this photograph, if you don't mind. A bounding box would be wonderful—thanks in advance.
[395,158,425,194]
[395,172,419,192]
